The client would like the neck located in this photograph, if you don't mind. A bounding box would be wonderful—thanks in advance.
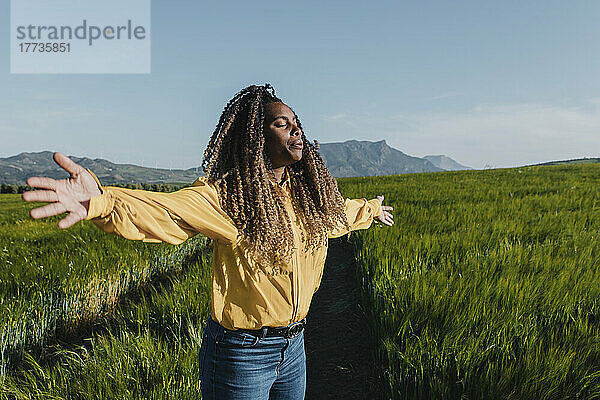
[269,165,286,183]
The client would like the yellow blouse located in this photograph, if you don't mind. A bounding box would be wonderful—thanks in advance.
[84,167,382,330]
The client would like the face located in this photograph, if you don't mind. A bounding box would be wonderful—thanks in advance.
[263,102,303,168]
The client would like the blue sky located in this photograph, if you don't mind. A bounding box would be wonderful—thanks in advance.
[1,0,599,169]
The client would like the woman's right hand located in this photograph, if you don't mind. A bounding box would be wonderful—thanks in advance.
[22,152,102,229]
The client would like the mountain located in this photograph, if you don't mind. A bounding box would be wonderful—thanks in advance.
[317,140,443,177]
[423,155,473,171]
[525,157,600,167]
[0,151,200,185]
[1,140,447,184]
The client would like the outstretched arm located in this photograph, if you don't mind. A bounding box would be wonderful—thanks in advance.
[23,152,238,245]
[328,194,393,239]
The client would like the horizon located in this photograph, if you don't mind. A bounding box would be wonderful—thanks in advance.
[4,141,598,172]
[2,1,599,170]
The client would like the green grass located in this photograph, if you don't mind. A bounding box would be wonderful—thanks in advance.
[344,164,600,399]
[1,243,213,398]
[2,163,600,399]
[0,194,206,378]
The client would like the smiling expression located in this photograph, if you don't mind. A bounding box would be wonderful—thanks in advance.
[263,102,303,169]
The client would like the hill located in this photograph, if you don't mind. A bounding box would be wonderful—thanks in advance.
[317,139,444,177]
[1,140,470,184]
[0,151,199,185]
[423,154,473,171]
[526,157,600,167]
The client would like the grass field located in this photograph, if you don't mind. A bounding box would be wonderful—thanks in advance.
[1,163,600,399]
[344,164,600,399]
[0,194,207,383]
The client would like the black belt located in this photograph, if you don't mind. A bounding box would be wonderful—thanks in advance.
[234,317,307,339]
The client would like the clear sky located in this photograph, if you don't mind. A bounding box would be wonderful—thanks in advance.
[1,0,599,169]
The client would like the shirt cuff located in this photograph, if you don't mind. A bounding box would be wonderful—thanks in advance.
[85,191,114,220]
[368,198,383,218]
[86,168,104,194]
[85,168,113,220]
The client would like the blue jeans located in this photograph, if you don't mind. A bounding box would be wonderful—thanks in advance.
[199,317,307,400]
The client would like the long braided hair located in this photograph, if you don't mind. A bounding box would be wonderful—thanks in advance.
[201,84,350,266]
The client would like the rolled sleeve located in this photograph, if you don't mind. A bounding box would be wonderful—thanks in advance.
[328,197,382,239]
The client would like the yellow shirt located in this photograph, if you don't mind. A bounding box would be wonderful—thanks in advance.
[84,167,382,330]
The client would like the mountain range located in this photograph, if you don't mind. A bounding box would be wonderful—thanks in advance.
[422,154,473,171]
[1,140,471,185]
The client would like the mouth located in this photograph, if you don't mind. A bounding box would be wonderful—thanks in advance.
[289,140,303,151]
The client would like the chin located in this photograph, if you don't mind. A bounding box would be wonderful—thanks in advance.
[287,148,303,162]
[291,154,302,162]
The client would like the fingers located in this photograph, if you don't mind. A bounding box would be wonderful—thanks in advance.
[375,196,394,227]
[376,210,394,227]
[387,212,394,225]
[22,190,59,203]
[381,215,393,226]
[379,208,393,220]
[27,176,58,190]
[58,212,83,229]
[54,152,83,176]
[30,202,67,219]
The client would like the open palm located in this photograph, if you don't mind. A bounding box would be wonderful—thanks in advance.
[375,195,394,226]
[21,152,102,229]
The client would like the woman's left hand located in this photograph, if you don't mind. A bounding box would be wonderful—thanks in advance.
[375,195,394,227]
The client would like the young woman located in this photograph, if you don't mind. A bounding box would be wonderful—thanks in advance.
[22,84,394,399]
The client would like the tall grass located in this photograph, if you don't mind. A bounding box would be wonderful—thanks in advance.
[2,163,600,398]
[0,194,206,377]
[1,242,213,398]
[342,164,600,399]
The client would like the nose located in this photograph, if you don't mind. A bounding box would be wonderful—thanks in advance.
[291,124,301,136]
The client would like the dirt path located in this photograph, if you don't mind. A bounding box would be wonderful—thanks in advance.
[304,236,381,399]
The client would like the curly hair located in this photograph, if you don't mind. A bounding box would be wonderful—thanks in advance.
[201,83,350,266]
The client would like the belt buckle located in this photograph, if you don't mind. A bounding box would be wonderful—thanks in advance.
[285,320,304,339]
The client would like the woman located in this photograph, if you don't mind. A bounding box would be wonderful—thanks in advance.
[22,84,394,399]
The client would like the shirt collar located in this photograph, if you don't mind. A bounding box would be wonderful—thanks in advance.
[270,167,291,190]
